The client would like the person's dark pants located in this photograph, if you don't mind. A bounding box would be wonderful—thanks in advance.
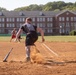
[25,33,38,46]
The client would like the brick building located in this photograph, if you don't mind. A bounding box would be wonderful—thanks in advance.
[0,10,76,35]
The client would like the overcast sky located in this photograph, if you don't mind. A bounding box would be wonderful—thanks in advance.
[0,0,76,11]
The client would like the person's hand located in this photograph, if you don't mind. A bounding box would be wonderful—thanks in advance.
[42,38,45,42]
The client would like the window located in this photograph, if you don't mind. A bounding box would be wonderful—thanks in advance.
[62,29,65,33]
[59,28,65,33]
[0,18,1,22]
[0,12,3,16]
[17,18,25,22]
[0,29,4,33]
[74,23,76,26]
[37,17,45,22]
[37,23,45,27]
[12,18,15,22]
[20,18,22,22]
[59,23,65,28]
[0,18,5,22]
[66,22,70,27]
[62,17,64,21]
[42,23,45,27]
[12,23,15,27]
[47,17,52,21]
[59,17,61,21]
[40,18,43,22]
[7,18,9,22]
[0,24,1,27]
[47,23,53,27]
[71,23,73,26]
[0,23,4,27]
[6,18,15,22]
[74,17,76,21]
[32,18,35,22]
[66,17,69,21]
[47,29,53,33]
[59,24,63,34]
[37,18,39,22]
[6,23,15,27]
[2,23,4,27]
[7,24,9,27]
[66,28,70,34]
[16,23,20,27]
[22,18,25,21]
[16,23,22,27]
[17,18,19,22]
[59,17,65,21]
[2,18,5,22]
[62,23,65,27]
[43,18,45,21]
[71,17,73,21]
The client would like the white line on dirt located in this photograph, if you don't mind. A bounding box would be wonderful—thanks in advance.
[42,43,59,57]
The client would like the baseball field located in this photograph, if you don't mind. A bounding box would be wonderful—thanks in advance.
[0,36,76,75]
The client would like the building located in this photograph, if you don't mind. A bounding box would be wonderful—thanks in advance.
[0,10,76,35]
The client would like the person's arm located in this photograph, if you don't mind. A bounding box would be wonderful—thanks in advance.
[37,27,45,42]
[15,29,23,41]
[11,31,13,35]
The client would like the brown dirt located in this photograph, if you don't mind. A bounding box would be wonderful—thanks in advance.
[0,41,76,75]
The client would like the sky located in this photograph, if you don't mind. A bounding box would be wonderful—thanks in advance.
[0,0,76,11]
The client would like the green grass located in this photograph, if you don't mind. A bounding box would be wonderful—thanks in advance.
[39,36,76,42]
[0,36,76,42]
[0,36,25,42]
[0,36,10,42]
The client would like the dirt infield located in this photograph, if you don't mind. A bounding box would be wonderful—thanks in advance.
[0,41,76,75]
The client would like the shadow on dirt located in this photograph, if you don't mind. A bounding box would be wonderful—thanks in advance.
[44,59,76,66]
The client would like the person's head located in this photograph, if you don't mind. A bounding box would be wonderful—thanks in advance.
[25,17,32,24]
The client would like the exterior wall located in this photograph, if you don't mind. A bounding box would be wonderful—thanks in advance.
[0,10,76,35]
[0,17,6,34]
[55,11,76,35]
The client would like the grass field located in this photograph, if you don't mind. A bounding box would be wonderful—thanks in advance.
[0,35,76,42]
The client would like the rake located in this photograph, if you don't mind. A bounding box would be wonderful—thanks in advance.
[3,48,13,62]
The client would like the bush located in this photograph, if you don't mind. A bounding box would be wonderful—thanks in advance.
[69,30,76,35]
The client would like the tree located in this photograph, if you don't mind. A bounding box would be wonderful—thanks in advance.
[14,1,76,11]
[0,7,8,11]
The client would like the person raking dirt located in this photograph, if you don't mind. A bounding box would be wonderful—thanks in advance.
[15,17,45,62]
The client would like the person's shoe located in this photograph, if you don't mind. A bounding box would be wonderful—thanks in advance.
[25,57,31,63]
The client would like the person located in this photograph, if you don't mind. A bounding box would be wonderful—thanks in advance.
[17,35,22,42]
[10,28,17,42]
[15,17,45,62]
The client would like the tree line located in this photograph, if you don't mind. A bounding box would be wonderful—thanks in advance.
[0,1,76,11]
[14,1,76,11]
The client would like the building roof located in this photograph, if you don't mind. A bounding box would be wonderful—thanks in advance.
[56,10,76,17]
[0,11,60,17]
[0,10,75,18]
